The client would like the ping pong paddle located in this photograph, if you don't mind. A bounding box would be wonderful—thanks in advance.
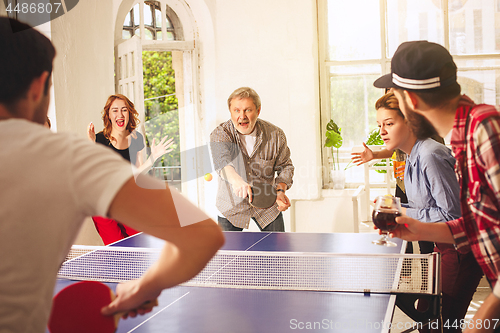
[47,281,157,333]
[250,182,277,209]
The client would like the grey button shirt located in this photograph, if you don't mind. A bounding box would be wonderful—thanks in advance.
[210,119,294,229]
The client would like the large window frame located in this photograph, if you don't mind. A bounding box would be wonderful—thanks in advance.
[318,0,500,188]
[116,0,204,205]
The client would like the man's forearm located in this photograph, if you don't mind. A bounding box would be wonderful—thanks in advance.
[392,217,456,244]
[221,165,245,185]
[109,178,225,290]
[420,221,456,244]
[139,219,224,292]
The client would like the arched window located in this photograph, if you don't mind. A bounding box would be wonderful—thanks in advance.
[116,0,201,204]
[121,3,139,40]
[122,1,183,41]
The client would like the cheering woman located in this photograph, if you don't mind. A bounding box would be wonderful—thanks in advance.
[87,94,173,244]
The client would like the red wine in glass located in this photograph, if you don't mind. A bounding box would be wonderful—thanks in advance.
[372,196,401,247]
[372,209,400,233]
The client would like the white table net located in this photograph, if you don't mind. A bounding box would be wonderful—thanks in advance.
[59,245,438,294]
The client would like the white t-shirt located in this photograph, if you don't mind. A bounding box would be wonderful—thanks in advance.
[238,131,257,157]
[0,119,133,333]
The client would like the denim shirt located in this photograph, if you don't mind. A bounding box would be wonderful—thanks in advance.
[402,138,461,223]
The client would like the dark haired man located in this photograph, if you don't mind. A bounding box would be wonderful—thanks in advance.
[0,17,223,332]
[374,40,500,332]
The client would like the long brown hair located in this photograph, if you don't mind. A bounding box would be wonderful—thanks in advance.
[101,94,140,143]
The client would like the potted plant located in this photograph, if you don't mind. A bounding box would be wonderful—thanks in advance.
[324,119,345,189]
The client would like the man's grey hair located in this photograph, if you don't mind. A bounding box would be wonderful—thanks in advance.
[227,87,261,110]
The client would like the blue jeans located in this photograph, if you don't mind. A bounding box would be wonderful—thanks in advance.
[218,213,285,232]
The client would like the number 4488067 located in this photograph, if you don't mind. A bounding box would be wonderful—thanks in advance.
[6,2,62,14]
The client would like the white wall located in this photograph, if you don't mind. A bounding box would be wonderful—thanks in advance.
[51,1,116,137]
[294,189,367,233]
[49,2,118,244]
[212,0,322,202]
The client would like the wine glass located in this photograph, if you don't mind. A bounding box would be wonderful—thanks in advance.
[372,196,401,247]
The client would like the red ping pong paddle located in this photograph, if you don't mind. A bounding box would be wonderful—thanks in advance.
[250,182,277,209]
[47,281,158,333]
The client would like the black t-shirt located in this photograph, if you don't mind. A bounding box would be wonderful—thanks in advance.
[95,131,145,166]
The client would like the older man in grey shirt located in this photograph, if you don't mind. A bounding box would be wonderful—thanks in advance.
[210,87,294,231]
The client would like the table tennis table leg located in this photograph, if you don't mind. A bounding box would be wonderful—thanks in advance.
[396,251,442,332]
[396,293,441,332]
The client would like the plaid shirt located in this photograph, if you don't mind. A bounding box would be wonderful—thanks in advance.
[446,95,500,290]
[210,119,294,229]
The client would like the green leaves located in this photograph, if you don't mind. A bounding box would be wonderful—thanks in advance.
[325,131,342,149]
[366,128,383,146]
[324,120,343,149]
[326,119,340,133]
[365,128,389,173]
[324,119,343,170]
[143,51,177,120]
[142,51,180,174]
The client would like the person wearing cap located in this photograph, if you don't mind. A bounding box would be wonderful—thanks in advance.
[210,87,294,231]
[374,40,500,332]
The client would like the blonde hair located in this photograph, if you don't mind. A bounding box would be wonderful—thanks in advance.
[227,87,261,110]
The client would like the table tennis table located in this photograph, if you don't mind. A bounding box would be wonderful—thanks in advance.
[49,232,435,333]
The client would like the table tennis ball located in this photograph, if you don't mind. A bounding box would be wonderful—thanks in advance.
[204,173,213,181]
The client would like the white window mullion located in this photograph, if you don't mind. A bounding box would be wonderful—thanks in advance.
[139,0,145,40]
[318,0,333,187]
[380,0,387,63]
[161,0,167,41]
[443,0,450,50]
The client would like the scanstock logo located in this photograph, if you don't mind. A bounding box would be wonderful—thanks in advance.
[3,0,79,28]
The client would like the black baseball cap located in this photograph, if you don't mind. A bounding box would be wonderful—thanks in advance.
[373,41,457,90]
